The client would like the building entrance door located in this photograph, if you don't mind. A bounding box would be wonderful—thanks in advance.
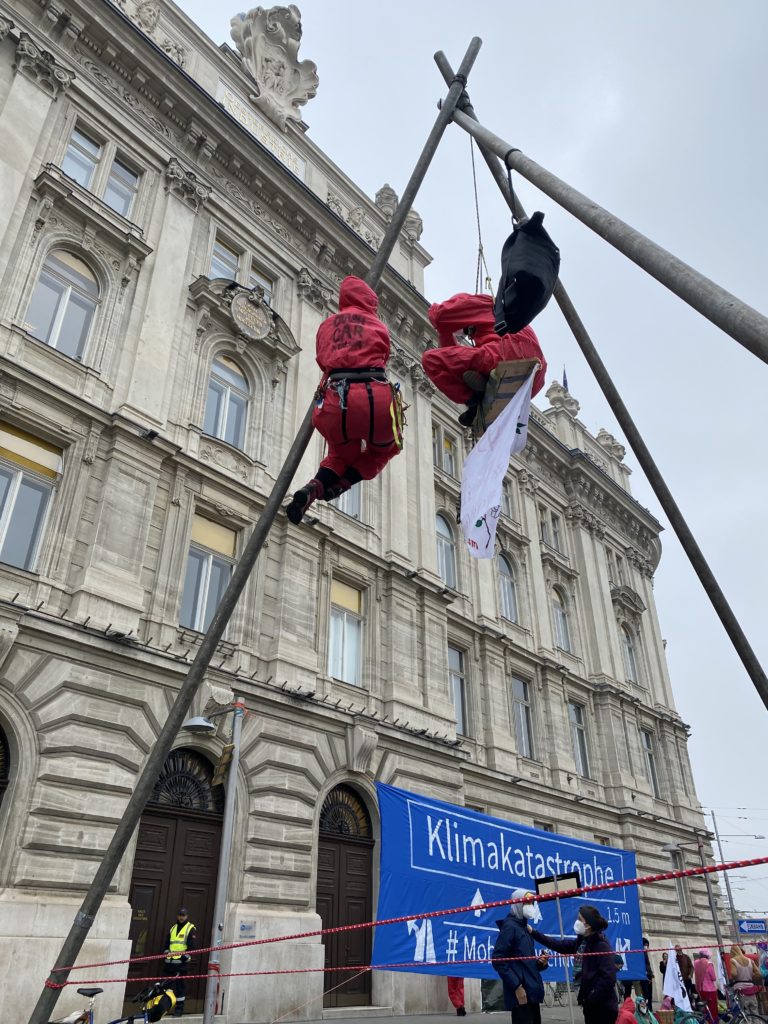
[125,748,223,1015]
[317,785,374,1008]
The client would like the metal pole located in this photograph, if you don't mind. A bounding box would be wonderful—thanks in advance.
[696,836,726,954]
[202,704,243,1024]
[28,37,482,1024]
[711,813,741,942]
[552,876,577,1024]
[434,52,768,713]
[447,106,768,366]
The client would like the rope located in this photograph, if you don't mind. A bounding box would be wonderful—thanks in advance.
[470,137,494,294]
[48,854,768,977]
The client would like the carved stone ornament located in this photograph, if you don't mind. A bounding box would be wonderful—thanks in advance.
[546,379,580,417]
[134,1,160,34]
[164,157,211,211]
[230,289,271,340]
[230,6,319,132]
[14,32,74,98]
[199,441,249,481]
[565,500,606,539]
[189,277,300,363]
[296,266,331,310]
[374,183,398,220]
[404,208,424,243]
[596,427,626,462]
[345,722,378,776]
[0,15,14,39]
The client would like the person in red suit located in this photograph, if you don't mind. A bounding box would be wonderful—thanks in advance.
[286,276,404,524]
[422,292,547,427]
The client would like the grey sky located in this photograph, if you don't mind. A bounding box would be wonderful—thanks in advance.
[176,0,768,923]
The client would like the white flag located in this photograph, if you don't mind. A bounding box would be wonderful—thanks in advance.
[460,369,535,558]
[662,945,692,1011]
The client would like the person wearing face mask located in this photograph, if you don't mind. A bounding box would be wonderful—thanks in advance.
[529,904,618,1024]
[491,888,550,1024]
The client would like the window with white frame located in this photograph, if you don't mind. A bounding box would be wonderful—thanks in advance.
[61,126,140,218]
[179,515,236,633]
[539,506,564,552]
[498,554,518,622]
[606,547,626,587]
[331,482,362,520]
[0,422,61,571]
[670,849,691,915]
[621,624,639,682]
[551,587,572,652]
[568,701,590,778]
[436,514,457,589]
[208,235,276,302]
[328,579,363,685]
[203,356,249,450]
[25,250,99,361]
[640,728,661,798]
[448,645,468,735]
[432,425,457,477]
[511,677,533,759]
[533,820,554,833]
[501,480,514,518]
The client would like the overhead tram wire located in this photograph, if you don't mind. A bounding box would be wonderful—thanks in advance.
[433,51,768,714]
[27,37,484,1024]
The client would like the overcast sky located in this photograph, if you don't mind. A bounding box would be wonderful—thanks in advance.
[176,0,768,925]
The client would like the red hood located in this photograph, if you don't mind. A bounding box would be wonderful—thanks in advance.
[428,293,498,346]
[339,275,378,314]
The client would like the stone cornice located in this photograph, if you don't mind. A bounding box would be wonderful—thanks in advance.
[14,30,74,97]
[164,156,211,211]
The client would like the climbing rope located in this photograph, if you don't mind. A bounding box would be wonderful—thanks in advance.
[470,137,494,294]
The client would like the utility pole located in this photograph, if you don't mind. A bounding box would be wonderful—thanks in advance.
[711,813,741,941]
[27,37,483,1024]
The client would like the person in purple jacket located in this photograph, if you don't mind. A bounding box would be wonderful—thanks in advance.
[529,904,618,1024]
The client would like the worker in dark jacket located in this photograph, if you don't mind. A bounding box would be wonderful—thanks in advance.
[530,904,618,1024]
[492,888,549,1024]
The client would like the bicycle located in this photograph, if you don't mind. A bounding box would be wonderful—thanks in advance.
[717,985,768,1024]
[543,981,570,1008]
[50,982,176,1023]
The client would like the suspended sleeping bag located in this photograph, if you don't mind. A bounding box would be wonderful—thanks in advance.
[493,211,560,334]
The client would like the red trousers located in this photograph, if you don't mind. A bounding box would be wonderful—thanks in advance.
[313,380,400,479]
[447,976,465,1009]
[701,992,719,1023]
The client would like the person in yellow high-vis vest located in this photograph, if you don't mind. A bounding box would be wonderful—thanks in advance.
[163,908,197,1017]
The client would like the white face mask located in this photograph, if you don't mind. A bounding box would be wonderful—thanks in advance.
[522,904,538,920]
[574,919,587,936]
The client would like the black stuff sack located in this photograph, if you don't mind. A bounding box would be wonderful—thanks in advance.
[493,210,560,335]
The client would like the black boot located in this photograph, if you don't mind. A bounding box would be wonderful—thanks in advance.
[458,393,481,427]
[286,478,325,524]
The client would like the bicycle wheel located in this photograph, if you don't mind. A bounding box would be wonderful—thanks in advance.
[543,984,555,1008]
[743,1013,768,1024]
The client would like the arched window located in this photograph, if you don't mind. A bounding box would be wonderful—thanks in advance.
[203,356,249,449]
[0,724,9,810]
[25,250,99,360]
[498,554,518,622]
[551,587,571,652]
[319,784,372,838]
[622,625,639,682]
[149,747,224,815]
[436,514,457,589]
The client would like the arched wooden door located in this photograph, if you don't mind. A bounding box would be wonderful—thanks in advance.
[125,748,223,1015]
[317,785,375,1007]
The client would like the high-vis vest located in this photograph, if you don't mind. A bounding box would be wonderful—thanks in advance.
[167,921,194,960]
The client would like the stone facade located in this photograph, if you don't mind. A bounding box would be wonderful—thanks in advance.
[0,2,721,1022]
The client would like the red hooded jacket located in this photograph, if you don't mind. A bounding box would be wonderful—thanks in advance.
[315,276,390,372]
[422,292,546,403]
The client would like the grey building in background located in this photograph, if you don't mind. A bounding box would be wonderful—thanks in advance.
[0,1,721,1021]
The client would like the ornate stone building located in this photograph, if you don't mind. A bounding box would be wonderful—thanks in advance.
[0,1,719,1021]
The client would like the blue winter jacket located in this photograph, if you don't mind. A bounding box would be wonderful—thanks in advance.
[491,915,547,1009]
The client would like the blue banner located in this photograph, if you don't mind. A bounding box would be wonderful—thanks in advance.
[372,783,644,980]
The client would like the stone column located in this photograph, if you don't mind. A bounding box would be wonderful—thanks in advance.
[0,30,73,276]
[121,158,211,426]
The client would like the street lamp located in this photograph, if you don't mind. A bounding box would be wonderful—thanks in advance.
[661,837,725,954]
[182,701,245,1024]
[708,812,766,941]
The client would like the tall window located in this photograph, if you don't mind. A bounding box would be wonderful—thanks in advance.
[551,588,571,652]
[511,677,533,759]
[640,728,661,798]
[622,625,639,682]
[25,251,99,360]
[61,126,140,218]
[568,701,590,778]
[436,514,457,589]
[540,507,564,552]
[448,645,468,735]
[203,356,249,449]
[501,481,514,518]
[328,580,363,685]
[249,264,274,305]
[498,555,518,622]
[209,239,239,280]
[0,423,61,571]
[180,515,236,633]
[606,547,626,586]
[331,482,361,520]
[208,237,277,301]
[670,850,691,915]
[432,425,457,477]
[551,513,562,552]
